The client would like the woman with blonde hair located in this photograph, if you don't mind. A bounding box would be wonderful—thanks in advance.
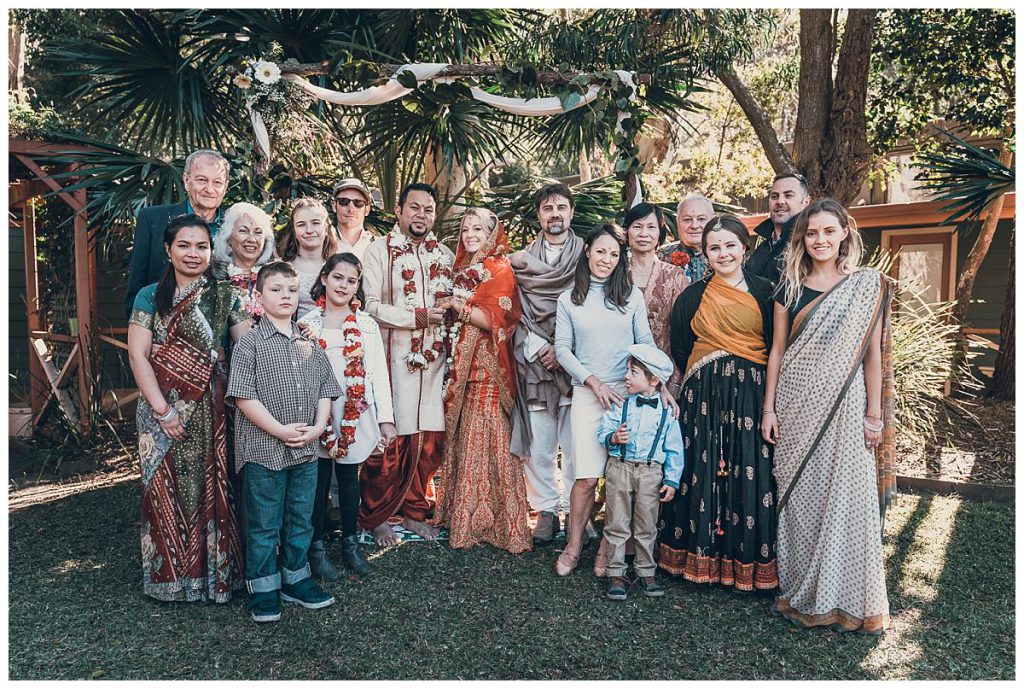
[213,202,276,321]
[278,198,342,319]
[433,208,531,553]
[762,198,895,634]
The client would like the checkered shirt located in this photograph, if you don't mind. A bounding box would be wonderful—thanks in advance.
[227,318,342,471]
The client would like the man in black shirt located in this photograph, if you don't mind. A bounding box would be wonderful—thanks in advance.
[746,172,810,288]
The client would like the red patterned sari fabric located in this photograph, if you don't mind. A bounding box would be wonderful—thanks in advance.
[136,280,244,602]
[434,222,532,553]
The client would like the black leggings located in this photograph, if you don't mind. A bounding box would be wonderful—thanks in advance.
[312,459,362,541]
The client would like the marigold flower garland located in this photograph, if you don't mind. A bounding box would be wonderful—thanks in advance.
[387,226,455,372]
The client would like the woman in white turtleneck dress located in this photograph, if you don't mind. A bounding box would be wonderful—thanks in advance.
[552,223,660,577]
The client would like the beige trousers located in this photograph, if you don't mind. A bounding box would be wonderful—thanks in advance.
[603,456,663,578]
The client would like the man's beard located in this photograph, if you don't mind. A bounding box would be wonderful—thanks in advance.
[403,221,431,239]
[545,221,566,234]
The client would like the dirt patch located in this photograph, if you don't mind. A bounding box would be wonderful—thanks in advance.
[896,398,1014,486]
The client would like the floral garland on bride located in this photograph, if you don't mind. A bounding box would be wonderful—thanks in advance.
[387,226,454,372]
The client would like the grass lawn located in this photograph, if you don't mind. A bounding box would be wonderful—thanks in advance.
[7,479,1014,680]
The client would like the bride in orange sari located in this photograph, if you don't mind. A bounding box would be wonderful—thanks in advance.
[433,208,532,554]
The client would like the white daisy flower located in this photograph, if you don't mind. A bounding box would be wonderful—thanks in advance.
[254,61,281,85]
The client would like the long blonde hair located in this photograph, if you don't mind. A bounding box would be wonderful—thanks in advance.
[277,197,340,261]
[780,199,864,308]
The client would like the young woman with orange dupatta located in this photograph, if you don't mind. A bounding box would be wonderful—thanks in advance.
[659,215,779,592]
[433,209,532,554]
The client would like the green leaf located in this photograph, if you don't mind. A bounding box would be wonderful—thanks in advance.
[396,69,419,89]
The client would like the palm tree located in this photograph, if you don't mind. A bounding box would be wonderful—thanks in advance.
[914,126,1015,397]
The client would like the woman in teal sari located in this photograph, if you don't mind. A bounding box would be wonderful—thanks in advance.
[128,214,252,602]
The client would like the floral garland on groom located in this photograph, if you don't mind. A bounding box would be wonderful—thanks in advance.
[386,224,455,372]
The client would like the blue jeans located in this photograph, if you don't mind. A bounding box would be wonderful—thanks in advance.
[243,460,317,593]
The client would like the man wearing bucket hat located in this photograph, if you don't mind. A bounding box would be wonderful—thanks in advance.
[596,343,685,601]
[331,178,377,259]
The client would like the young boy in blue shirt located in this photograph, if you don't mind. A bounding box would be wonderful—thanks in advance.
[597,344,685,601]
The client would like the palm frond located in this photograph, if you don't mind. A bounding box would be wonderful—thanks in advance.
[914,127,1015,224]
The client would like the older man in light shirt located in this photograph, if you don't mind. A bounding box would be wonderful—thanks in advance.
[657,193,713,284]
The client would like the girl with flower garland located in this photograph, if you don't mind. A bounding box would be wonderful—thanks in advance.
[213,202,277,322]
[278,198,342,319]
[432,209,531,554]
[298,253,396,578]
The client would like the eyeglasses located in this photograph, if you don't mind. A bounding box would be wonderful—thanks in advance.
[334,197,367,209]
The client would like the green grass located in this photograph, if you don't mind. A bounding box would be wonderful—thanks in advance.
[8,482,1015,680]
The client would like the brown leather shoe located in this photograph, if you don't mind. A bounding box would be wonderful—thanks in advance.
[532,511,559,546]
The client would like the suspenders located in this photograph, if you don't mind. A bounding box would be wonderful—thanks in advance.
[617,398,669,465]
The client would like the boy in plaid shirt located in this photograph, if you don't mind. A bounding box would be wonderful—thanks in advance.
[228,262,342,623]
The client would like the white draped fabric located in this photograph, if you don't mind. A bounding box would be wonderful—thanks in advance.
[251,63,643,203]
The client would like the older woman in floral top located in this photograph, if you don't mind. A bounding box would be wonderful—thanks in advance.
[212,202,276,321]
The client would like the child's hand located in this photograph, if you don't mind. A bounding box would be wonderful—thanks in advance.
[611,423,630,445]
[284,424,321,448]
[659,484,676,503]
[378,422,397,448]
[275,422,307,444]
[296,322,314,340]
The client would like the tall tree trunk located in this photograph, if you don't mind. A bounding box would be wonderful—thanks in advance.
[950,143,1014,389]
[792,9,834,191]
[578,149,592,183]
[989,227,1014,400]
[821,9,876,205]
[9,19,27,103]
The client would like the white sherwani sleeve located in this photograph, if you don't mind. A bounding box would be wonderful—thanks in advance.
[362,238,418,329]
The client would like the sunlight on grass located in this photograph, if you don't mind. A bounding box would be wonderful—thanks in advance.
[897,497,960,603]
[860,495,962,678]
[53,559,106,575]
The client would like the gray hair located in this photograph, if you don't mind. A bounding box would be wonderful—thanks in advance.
[183,149,230,178]
[676,193,714,216]
[212,202,276,279]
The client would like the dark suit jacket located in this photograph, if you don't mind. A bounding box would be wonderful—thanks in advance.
[124,200,189,318]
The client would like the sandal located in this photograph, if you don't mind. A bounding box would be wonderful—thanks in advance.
[554,547,581,577]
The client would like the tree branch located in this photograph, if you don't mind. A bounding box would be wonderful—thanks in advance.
[716,67,793,174]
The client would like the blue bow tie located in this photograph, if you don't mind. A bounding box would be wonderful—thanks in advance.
[635,396,658,408]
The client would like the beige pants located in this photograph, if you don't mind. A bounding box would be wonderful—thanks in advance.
[604,456,663,578]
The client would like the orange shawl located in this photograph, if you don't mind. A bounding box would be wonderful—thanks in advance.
[444,222,523,420]
[685,274,768,377]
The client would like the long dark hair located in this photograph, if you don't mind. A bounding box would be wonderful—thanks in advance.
[623,202,667,245]
[310,252,365,309]
[154,214,214,317]
[570,223,632,311]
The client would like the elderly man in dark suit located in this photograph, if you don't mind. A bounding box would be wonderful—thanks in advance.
[124,149,231,317]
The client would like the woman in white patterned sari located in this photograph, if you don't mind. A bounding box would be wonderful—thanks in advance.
[762,199,896,634]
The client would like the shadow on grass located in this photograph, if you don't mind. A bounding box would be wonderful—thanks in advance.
[6,480,1014,680]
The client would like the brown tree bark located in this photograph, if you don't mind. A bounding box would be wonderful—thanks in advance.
[792,9,834,191]
[717,67,794,174]
[820,9,876,204]
[989,227,1014,400]
[9,19,27,103]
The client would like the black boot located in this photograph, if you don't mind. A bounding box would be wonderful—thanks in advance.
[308,539,341,582]
[340,535,373,576]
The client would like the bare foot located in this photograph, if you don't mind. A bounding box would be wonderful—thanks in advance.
[401,517,440,540]
[373,523,400,547]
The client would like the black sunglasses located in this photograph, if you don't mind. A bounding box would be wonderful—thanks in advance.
[334,197,367,208]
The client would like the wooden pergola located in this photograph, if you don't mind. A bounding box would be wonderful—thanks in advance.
[9,138,135,435]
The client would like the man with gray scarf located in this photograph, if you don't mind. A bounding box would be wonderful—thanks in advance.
[509,184,584,545]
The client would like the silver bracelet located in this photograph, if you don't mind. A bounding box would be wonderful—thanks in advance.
[155,405,178,423]
[863,417,883,433]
